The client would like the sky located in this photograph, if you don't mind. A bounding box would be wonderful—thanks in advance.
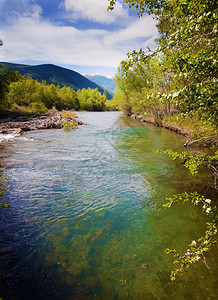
[0,0,158,77]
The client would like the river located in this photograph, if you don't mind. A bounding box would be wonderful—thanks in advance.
[0,111,217,299]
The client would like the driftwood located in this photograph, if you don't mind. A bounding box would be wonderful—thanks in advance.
[184,135,217,147]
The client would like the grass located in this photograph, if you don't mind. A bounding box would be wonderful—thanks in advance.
[163,114,218,147]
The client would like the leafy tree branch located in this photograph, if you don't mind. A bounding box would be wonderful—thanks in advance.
[164,192,217,281]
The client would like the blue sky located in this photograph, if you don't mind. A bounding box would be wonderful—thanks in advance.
[0,0,158,77]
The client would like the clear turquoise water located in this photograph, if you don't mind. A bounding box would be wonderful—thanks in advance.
[0,111,217,299]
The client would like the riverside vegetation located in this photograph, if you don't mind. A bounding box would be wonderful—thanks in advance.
[0,0,217,283]
[0,61,109,132]
[0,63,108,114]
[108,0,218,281]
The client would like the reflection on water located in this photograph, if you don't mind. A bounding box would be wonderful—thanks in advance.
[0,111,217,299]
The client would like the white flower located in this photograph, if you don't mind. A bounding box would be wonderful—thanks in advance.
[206,208,211,213]
[191,240,197,245]
[203,205,206,209]
[195,256,201,261]
[205,199,211,203]
[172,92,179,99]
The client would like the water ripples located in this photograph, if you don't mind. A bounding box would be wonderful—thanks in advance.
[1,112,216,299]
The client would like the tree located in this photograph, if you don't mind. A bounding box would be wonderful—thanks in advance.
[113,53,179,122]
[0,64,21,110]
[103,89,108,100]
[108,0,218,124]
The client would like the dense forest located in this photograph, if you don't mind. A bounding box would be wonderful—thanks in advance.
[1,62,114,99]
[0,62,108,114]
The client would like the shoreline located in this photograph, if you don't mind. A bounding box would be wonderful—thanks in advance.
[0,110,85,135]
[130,113,186,135]
[130,113,217,147]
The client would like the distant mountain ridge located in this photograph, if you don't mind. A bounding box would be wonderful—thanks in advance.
[85,75,116,93]
[1,62,113,99]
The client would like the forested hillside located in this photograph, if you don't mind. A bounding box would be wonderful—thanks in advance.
[1,62,113,99]
[0,64,107,114]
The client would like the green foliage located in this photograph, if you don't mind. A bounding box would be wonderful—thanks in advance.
[105,97,120,111]
[161,0,218,124]
[109,0,218,126]
[108,0,166,15]
[1,62,109,97]
[1,75,106,114]
[156,148,218,280]
[77,88,106,111]
[28,102,48,114]
[156,149,218,176]
[113,55,179,121]
[62,119,78,131]
[0,61,107,114]
[163,192,217,281]
[60,110,78,131]
[61,110,77,119]
[163,114,218,142]
[0,64,21,110]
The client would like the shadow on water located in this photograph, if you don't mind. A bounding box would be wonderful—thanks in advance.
[0,204,79,300]
[0,112,217,299]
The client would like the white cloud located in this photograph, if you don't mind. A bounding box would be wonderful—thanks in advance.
[104,15,158,46]
[0,16,125,68]
[0,1,158,73]
[142,35,158,51]
[23,3,42,19]
[64,0,128,23]
[0,0,42,23]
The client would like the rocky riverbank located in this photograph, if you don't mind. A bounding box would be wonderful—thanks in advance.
[130,113,217,147]
[131,113,185,134]
[0,111,85,135]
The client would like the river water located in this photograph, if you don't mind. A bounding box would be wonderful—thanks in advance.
[0,111,217,299]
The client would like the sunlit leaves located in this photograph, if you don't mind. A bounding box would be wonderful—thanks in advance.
[163,192,217,281]
[110,0,218,124]
[156,149,218,180]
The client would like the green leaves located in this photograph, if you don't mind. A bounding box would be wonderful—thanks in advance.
[61,119,78,131]
[156,149,218,177]
[0,64,21,110]
[163,192,217,281]
[156,149,218,280]
[111,0,218,124]
[3,74,107,114]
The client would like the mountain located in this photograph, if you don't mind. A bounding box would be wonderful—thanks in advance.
[1,62,114,99]
[85,75,116,93]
